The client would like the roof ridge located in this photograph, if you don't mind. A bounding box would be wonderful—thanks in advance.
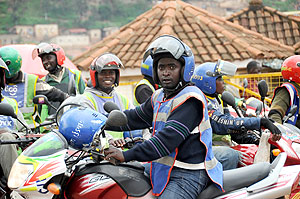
[183,0,295,57]
[182,4,264,58]
[264,5,300,22]
[158,1,177,35]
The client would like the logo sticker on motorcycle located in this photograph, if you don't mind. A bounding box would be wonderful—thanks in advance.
[72,120,84,137]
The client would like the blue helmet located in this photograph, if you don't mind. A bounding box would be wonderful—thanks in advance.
[58,107,107,150]
[191,60,238,95]
[143,35,194,85]
[141,55,153,77]
[191,62,220,95]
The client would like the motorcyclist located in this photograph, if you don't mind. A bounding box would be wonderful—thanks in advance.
[191,62,282,169]
[133,55,157,106]
[0,46,69,126]
[104,35,223,199]
[269,55,300,128]
[0,58,27,182]
[35,42,86,115]
[64,52,138,141]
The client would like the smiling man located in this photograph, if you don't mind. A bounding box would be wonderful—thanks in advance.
[69,53,135,141]
[81,53,133,112]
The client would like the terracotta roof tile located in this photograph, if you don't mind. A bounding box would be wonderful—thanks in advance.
[227,1,300,51]
[73,0,295,71]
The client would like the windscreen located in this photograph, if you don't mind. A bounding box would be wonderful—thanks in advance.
[23,131,68,157]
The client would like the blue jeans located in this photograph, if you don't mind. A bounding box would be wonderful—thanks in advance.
[213,146,240,170]
[143,164,209,199]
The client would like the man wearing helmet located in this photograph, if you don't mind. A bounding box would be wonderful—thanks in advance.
[36,43,86,115]
[269,55,300,128]
[191,62,281,170]
[69,52,137,141]
[0,46,69,125]
[0,58,27,185]
[133,55,157,106]
[105,35,223,199]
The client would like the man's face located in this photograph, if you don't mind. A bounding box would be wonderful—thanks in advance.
[215,76,225,94]
[41,53,57,73]
[157,58,182,89]
[97,69,116,90]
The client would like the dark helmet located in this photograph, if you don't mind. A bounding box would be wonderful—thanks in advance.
[36,42,66,66]
[143,35,195,85]
[89,53,123,88]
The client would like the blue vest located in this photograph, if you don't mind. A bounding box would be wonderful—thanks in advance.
[2,73,37,117]
[3,81,26,108]
[276,83,299,125]
[150,87,223,196]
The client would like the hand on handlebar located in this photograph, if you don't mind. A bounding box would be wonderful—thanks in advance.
[260,118,281,142]
[108,138,125,147]
[104,146,125,165]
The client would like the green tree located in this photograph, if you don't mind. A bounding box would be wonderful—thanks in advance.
[263,0,298,12]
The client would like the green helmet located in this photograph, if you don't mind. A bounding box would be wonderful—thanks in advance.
[0,46,22,78]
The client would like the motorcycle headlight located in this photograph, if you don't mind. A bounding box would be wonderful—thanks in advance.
[8,161,34,189]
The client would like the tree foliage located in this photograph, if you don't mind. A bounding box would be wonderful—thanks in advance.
[0,0,152,33]
[262,0,299,12]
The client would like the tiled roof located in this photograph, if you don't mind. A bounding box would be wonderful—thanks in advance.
[227,0,300,48]
[73,0,294,71]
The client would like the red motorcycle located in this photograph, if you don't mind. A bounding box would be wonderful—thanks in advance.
[3,101,300,199]
[222,80,300,167]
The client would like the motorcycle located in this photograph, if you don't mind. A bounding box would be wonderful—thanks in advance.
[222,80,300,167]
[0,95,60,199]
[4,102,300,199]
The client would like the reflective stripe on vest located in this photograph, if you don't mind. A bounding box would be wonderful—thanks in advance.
[281,83,299,125]
[133,79,155,106]
[150,87,223,196]
[83,91,128,112]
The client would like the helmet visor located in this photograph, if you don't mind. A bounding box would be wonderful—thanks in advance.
[215,60,237,77]
[0,58,9,72]
[143,35,192,62]
[93,53,124,72]
[37,43,58,55]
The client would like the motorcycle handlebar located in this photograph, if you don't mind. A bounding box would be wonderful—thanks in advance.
[0,138,36,145]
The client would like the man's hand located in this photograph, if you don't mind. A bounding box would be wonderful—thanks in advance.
[104,146,125,163]
[108,138,125,147]
[260,118,281,141]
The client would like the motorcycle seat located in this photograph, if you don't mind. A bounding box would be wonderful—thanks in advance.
[198,162,271,199]
[75,162,151,197]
